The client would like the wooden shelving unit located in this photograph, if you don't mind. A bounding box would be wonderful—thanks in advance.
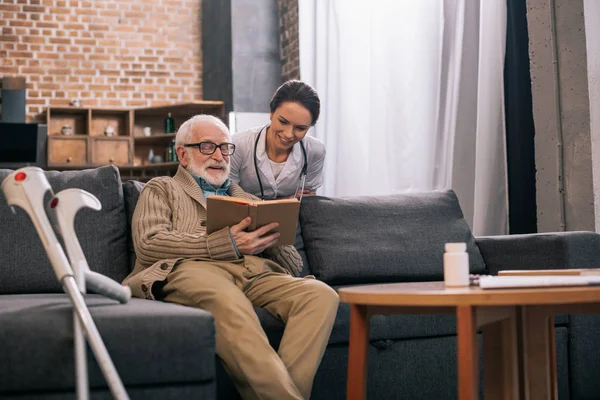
[119,162,180,182]
[133,133,177,146]
[44,101,225,182]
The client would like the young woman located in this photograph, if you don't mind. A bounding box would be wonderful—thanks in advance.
[230,80,325,199]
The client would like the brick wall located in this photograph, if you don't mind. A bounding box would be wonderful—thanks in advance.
[0,0,203,122]
[277,0,300,82]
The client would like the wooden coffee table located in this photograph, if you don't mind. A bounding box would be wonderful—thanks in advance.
[338,281,600,400]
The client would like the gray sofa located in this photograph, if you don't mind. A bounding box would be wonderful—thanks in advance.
[0,167,216,400]
[1,165,600,400]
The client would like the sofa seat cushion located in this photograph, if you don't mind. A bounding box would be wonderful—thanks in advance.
[299,190,486,285]
[0,294,215,394]
[0,166,129,294]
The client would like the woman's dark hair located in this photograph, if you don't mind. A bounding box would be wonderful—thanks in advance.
[269,80,320,126]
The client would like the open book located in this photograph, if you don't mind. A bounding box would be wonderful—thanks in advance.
[479,275,600,289]
[498,268,600,276]
[206,195,301,247]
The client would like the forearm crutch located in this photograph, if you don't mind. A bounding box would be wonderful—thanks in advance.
[52,187,131,400]
[2,167,131,400]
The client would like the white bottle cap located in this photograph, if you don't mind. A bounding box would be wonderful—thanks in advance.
[445,242,467,252]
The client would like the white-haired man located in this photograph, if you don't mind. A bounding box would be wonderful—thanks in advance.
[123,114,338,400]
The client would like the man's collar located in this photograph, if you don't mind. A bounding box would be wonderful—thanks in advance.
[174,165,207,208]
[192,174,231,196]
[174,164,258,208]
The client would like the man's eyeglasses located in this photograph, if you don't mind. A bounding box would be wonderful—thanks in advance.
[184,142,236,156]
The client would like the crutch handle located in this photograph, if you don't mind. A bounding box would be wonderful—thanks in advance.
[1,167,73,281]
[86,271,131,304]
[51,188,102,291]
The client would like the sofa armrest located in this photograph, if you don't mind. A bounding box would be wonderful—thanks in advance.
[475,231,600,275]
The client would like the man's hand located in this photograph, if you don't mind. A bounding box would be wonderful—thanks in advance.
[230,217,280,255]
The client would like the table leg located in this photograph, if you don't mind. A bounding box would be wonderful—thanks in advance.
[347,304,370,400]
[481,308,519,400]
[519,306,558,400]
[456,305,478,400]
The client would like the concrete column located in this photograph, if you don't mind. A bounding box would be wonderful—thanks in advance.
[527,0,594,232]
[584,0,600,232]
[202,0,282,114]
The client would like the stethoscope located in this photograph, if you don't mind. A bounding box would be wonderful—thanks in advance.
[253,125,308,200]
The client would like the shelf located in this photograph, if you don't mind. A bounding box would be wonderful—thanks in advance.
[44,101,224,181]
[49,134,88,139]
[47,109,89,136]
[133,101,225,117]
[93,136,131,142]
[90,109,132,137]
[119,162,179,183]
[90,107,131,113]
[125,162,179,170]
[134,134,176,145]
[47,162,178,170]
[46,107,89,114]
[47,164,90,170]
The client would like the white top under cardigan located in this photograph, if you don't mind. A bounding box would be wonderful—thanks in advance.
[230,124,326,199]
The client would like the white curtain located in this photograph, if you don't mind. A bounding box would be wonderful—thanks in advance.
[299,0,508,235]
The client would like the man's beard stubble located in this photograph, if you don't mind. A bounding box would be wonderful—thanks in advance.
[187,158,230,188]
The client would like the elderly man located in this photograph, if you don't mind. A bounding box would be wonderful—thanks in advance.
[123,115,338,400]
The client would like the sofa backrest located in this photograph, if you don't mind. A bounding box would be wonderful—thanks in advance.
[0,166,130,294]
[120,183,485,284]
[122,180,145,269]
[298,190,486,285]
[122,179,314,277]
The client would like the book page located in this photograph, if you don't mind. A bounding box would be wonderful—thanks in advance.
[209,195,254,205]
[253,200,300,246]
[206,196,300,247]
[206,197,250,234]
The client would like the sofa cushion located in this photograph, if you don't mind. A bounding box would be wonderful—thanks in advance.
[123,180,144,228]
[122,180,145,270]
[298,190,486,285]
[0,166,129,294]
[121,179,314,277]
[0,294,215,394]
[294,224,312,277]
[476,232,600,275]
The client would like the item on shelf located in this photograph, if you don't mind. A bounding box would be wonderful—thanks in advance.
[164,113,175,134]
[70,99,82,107]
[168,139,177,162]
[61,125,73,135]
[148,148,155,163]
[166,144,173,163]
[143,126,152,137]
[104,125,115,137]
[153,155,163,163]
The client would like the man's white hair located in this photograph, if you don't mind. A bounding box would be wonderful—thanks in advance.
[175,114,230,146]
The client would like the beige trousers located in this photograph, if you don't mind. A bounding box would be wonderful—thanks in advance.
[161,256,339,400]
